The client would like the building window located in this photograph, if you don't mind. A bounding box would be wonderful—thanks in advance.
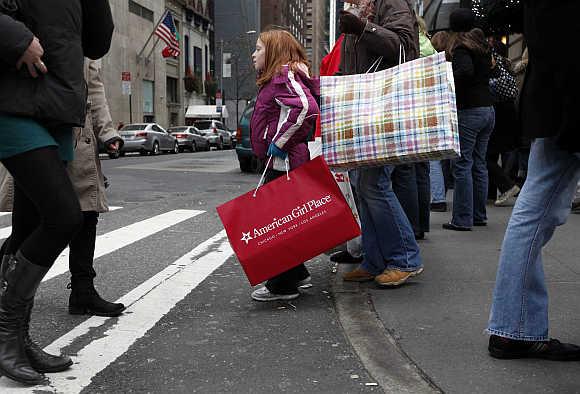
[143,80,154,114]
[194,47,203,79]
[129,0,154,22]
[184,35,190,70]
[205,45,209,76]
[166,77,179,104]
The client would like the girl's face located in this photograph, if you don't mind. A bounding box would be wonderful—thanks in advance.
[252,39,266,72]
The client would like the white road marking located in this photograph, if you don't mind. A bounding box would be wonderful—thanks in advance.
[0,231,232,393]
[0,225,11,240]
[108,206,123,211]
[42,209,204,282]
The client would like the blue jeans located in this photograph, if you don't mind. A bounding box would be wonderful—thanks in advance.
[430,160,446,203]
[487,138,580,341]
[354,166,422,275]
[451,107,495,227]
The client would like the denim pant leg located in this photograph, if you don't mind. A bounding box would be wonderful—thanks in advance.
[356,166,422,275]
[472,107,494,223]
[392,164,420,233]
[430,160,446,203]
[415,162,431,232]
[487,138,580,341]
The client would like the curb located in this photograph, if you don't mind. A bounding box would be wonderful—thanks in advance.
[331,263,443,394]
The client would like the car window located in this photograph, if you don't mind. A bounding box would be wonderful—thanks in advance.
[215,122,224,130]
[168,127,187,133]
[153,125,164,133]
[121,124,148,131]
[194,121,213,130]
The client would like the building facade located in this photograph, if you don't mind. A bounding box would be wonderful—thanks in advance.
[101,0,214,129]
[214,0,261,129]
[305,0,329,71]
[261,0,307,46]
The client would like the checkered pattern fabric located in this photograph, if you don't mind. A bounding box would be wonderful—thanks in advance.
[320,52,460,169]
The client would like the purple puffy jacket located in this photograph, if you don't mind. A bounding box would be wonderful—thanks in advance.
[250,65,320,171]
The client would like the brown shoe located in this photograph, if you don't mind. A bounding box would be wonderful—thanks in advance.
[342,267,375,282]
[375,268,424,287]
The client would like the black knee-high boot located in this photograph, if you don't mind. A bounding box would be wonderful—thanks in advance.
[0,252,48,385]
[68,212,125,317]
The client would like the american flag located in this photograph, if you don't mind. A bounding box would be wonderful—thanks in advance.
[155,11,180,57]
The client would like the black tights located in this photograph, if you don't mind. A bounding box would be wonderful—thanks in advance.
[1,147,82,267]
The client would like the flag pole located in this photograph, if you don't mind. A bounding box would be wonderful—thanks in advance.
[145,37,161,62]
[137,9,169,62]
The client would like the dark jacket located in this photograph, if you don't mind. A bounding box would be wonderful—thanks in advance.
[451,46,493,110]
[0,0,114,128]
[339,0,419,76]
[519,1,580,152]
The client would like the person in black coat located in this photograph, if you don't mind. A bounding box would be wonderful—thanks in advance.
[442,8,495,231]
[487,0,580,361]
[0,0,113,385]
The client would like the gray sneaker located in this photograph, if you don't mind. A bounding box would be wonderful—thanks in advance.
[298,276,313,289]
[251,286,300,302]
[495,185,521,207]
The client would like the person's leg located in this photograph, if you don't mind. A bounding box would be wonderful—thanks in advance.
[392,164,420,234]
[487,153,514,195]
[472,107,495,225]
[355,166,422,274]
[429,160,446,204]
[448,110,478,229]
[487,138,580,353]
[0,147,81,383]
[68,211,126,316]
[415,162,431,233]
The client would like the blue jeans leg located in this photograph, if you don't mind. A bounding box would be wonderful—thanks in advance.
[430,160,446,203]
[355,166,422,275]
[451,107,495,227]
[487,138,580,341]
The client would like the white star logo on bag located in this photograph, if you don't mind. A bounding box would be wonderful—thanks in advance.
[241,232,253,245]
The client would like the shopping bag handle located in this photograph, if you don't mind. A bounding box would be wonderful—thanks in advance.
[366,57,383,74]
[399,44,406,65]
[253,155,290,198]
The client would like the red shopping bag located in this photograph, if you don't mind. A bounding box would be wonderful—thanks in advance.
[217,156,361,286]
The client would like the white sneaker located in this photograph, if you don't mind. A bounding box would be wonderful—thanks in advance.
[495,185,521,207]
[251,286,299,302]
[298,276,313,289]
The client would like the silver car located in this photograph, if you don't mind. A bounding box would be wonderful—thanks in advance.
[167,126,211,152]
[193,120,233,150]
[120,123,179,156]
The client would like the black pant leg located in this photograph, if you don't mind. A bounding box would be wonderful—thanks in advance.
[486,153,514,194]
[69,211,99,283]
[415,162,431,233]
[263,169,309,294]
[1,147,83,267]
[391,164,420,234]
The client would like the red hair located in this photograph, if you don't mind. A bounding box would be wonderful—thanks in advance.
[256,30,310,87]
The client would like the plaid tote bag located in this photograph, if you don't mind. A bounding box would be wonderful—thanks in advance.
[320,51,460,169]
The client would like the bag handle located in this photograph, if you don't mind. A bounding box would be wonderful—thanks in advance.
[253,156,290,198]
[366,57,383,74]
[399,44,406,65]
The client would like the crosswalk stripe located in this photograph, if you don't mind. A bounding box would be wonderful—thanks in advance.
[41,209,204,283]
[0,207,124,241]
[0,230,233,393]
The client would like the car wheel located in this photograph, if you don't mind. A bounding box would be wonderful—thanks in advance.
[217,139,224,150]
[151,142,160,156]
[172,142,179,154]
[191,142,197,153]
[239,157,253,173]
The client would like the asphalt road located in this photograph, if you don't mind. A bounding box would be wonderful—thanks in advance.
[0,150,380,393]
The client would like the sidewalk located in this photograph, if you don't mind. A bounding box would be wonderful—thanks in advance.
[336,203,580,393]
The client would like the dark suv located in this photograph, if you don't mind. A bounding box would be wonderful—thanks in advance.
[235,99,263,173]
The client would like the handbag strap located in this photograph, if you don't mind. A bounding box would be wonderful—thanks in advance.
[399,44,406,65]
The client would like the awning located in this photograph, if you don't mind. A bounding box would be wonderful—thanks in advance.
[185,105,229,119]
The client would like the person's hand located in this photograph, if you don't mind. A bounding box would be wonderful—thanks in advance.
[267,142,288,159]
[339,10,366,36]
[491,55,497,69]
[16,37,48,78]
[107,140,121,152]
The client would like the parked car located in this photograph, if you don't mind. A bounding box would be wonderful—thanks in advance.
[229,129,237,148]
[193,120,233,150]
[235,98,263,173]
[167,126,211,152]
[119,123,179,156]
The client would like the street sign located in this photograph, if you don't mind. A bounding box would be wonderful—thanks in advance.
[216,91,222,113]
[121,71,132,96]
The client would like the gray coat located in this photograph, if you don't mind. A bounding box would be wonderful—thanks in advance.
[0,59,120,213]
[339,0,419,76]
